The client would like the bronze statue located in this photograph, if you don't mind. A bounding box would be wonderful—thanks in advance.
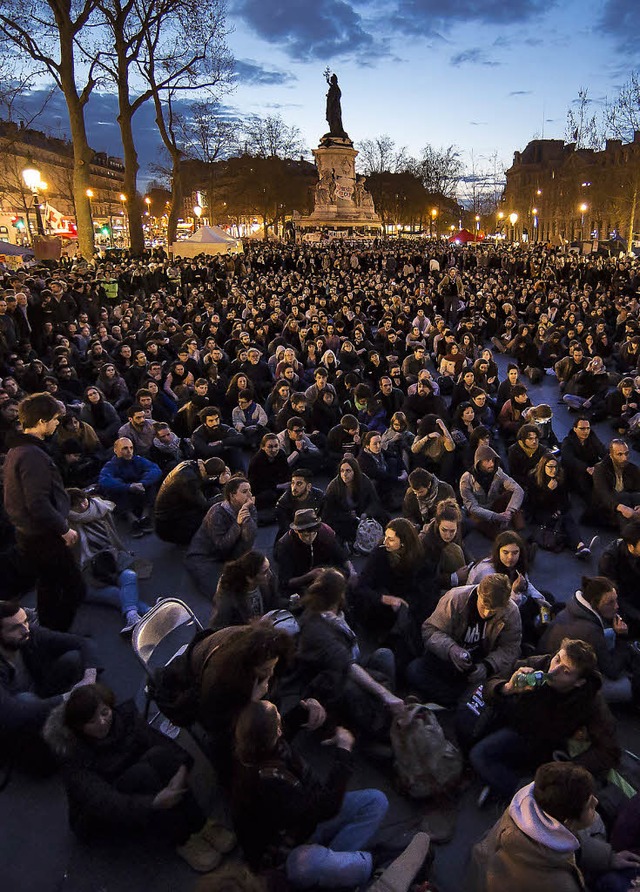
[325,71,347,138]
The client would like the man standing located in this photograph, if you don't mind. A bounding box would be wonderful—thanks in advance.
[4,393,86,631]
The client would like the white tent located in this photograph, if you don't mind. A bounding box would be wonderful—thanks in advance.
[170,224,243,257]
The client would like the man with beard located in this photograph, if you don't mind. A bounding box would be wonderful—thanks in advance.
[274,468,325,541]
[402,467,456,527]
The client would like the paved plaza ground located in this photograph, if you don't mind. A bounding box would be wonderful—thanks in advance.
[2,357,640,892]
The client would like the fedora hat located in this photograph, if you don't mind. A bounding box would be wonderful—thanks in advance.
[290,509,321,532]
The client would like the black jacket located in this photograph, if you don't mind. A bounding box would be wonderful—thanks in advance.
[153,460,211,543]
[3,432,70,538]
[560,430,606,479]
[593,456,640,519]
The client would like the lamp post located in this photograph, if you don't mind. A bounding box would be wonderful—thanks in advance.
[497,211,504,237]
[532,208,538,243]
[509,212,518,242]
[22,163,45,236]
[430,207,438,239]
[119,193,129,247]
[193,204,202,233]
[475,214,480,241]
[579,203,588,241]
[86,188,94,238]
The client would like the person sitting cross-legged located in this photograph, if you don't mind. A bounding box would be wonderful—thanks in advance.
[98,437,162,537]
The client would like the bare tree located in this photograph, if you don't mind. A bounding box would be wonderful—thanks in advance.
[605,72,640,142]
[0,0,102,258]
[241,114,305,159]
[565,87,604,150]
[412,145,463,199]
[179,100,239,162]
[356,135,410,175]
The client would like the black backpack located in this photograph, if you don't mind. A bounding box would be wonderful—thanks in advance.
[147,628,217,727]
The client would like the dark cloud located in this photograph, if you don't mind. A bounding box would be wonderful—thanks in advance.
[392,0,555,36]
[233,59,296,86]
[450,48,499,67]
[598,3,638,55]
[233,0,382,60]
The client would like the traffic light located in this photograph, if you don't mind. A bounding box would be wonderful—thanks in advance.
[11,216,25,230]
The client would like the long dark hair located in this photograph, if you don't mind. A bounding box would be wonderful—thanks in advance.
[385,517,424,571]
[337,454,364,494]
[218,551,266,596]
[491,530,528,574]
[63,683,115,735]
[533,453,565,488]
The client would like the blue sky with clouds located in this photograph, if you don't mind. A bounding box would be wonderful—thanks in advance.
[17,0,640,185]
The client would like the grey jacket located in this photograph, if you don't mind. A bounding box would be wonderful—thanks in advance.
[459,467,523,521]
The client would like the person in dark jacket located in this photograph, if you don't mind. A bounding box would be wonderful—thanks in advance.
[246,433,291,522]
[507,424,546,491]
[3,393,86,631]
[190,406,245,472]
[231,698,387,886]
[154,458,229,545]
[599,519,640,635]
[274,469,325,542]
[528,453,593,558]
[560,417,606,502]
[592,440,640,528]
[420,498,471,591]
[98,438,162,536]
[470,638,621,800]
[209,551,281,631]
[0,601,98,772]
[321,456,385,546]
[402,467,456,527]
[43,684,229,873]
[357,430,407,509]
[274,509,352,597]
[539,576,640,704]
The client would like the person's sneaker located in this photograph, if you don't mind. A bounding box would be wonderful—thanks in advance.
[176,835,222,872]
[588,535,600,551]
[199,819,237,854]
[575,545,591,560]
[120,610,143,635]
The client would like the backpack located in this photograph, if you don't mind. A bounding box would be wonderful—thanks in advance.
[148,628,218,727]
[390,703,463,799]
[353,517,384,554]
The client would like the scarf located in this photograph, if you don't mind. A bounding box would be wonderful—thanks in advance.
[68,497,126,568]
[152,432,181,456]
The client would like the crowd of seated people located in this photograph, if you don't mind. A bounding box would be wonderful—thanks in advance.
[4,239,640,889]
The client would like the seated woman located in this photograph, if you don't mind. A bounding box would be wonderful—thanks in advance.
[209,551,280,631]
[527,453,594,559]
[380,411,414,472]
[43,684,232,873]
[322,455,385,546]
[357,430,407,510]
[290,569,404,737]
[79,385,121,448]
[420,499,472,592]
[354,518,437,669]
[67,488,150,635]
[231,698,388,889]
[467,530,549,645]
[607,377,640,435]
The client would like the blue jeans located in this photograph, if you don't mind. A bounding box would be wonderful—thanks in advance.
[285,789,388,888]
[85,569,150,616]
[470,727,535,798]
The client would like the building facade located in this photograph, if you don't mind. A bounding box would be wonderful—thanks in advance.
[502,133,640,245]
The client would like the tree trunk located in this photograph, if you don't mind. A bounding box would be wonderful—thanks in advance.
[168,151,183,247]
[117,103,145,255]
[627,177,638,257]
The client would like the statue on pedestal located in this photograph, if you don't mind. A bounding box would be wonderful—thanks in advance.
[324,70,348,140]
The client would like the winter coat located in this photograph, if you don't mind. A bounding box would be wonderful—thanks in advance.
[599,538,640,625]
[469,782,585,892]
[274,525,349,595]
[191,422,244,460]
[98,454,162,495]
[402,476,455,526]
[153,460,211,543]
[560,430,606,480]
[592,455,640,521]
[187,499,258,564]
[422,584,522,678]
[459,450,524,521]
[539,592,630,681]
[3,431,70,538]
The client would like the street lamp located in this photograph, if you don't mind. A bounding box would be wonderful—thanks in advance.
[509,212,518,242]
[475,215,480,241]
[119,193,129,247]
[193,204,202,232]
[579,203,588,241]
[532,208,538,242]
[430,208,438,239]
[86,188,95,238]
[22,163,46,236]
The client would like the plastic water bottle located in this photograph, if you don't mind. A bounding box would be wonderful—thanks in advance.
[514,670,549,689]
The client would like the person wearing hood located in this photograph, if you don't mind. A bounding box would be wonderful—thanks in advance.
[539,576,640,705]
[459,444,524,540]
[67,488,151,635]
[470,639,620,802]
[469,761,640,892]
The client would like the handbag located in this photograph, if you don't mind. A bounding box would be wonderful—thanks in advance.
[353,517,384,554]
[531,518,567,552]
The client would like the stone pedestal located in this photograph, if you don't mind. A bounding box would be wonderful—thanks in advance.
[295,135,381,230]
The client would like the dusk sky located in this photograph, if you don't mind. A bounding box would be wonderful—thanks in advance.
[19,0,640,186]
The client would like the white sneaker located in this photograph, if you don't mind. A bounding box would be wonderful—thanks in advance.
[120,610,143,635]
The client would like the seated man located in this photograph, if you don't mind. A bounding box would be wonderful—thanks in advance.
[469,638,620,801]
[274,468,325,541]
[190,406,245,472]
[326,414,362,470]
[539,575,640,704]
[507,424,545,490]
[560,416,606,503]
[187,476,257,598]
[460,445,524,539]
[0,601,98,773]
[406,573,521,708]
[98,437,162,536]
[118,403,156,457]
[276,416,323,474]
[599,519,640,635]
[592,439,640,528]
[154,457,230,545]
[232,388,269,450]
[402,467,456,528]
[246,433,290,523]
[148,421,194,477]
[274,509,353,597]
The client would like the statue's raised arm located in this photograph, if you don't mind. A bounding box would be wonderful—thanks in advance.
[325,72,347,138]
